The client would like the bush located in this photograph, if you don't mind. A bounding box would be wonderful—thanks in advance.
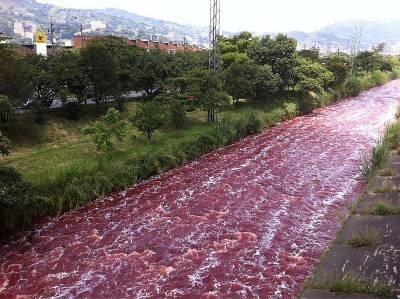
[0,130,11,156]
[371,70,388,86]
[345,77,362,96]
[84,108,128,151]
[132,101,166,141]
[0,167,30,235]
[390,69,400,80]
[169,101,186,129]
[265,109,285,127]
[64,102,82,120]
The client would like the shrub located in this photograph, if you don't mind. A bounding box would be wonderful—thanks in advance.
[169,101,186,129]
[265,109,285,127]
[299,96,318,114]
[345,77,362,96]
[371,70,388,86]
[64,102,82,120]
[84,108,128,151]
[0,130,11,156]
[132,101,166,141]
[390,69,400,80]
[0,167,30,235]
[0,96,12,124]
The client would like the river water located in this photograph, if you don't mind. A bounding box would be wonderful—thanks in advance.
[1,81,400,298]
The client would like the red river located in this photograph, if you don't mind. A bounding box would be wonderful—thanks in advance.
[1,81,400,298]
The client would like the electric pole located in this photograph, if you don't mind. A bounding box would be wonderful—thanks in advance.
[350,27,362,75]
[208,0,221,123]
[48,22,55,51]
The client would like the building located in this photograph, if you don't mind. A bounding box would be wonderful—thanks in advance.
[13,22,37,41]
[72,35,204,53]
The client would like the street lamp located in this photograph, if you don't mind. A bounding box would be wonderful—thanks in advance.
[73,16,84,48]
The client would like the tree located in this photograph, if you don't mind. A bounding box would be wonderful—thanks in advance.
[298,47,320,61]
[26,54,66,112]
[224,61,257,106]
[247,34,298,91]
[84,108,128,151]
[254,65,281,98]
[132,102,166,141]
[222,52,249,69]
[295,57,334,93]
[323,53,351,87]
[81,41,119,104]
[52,50,90,104]
[0,47,31,107]
[0,130,11,157]
[185,68,229,123]
[133,49,171,97]
[354,51,384,73]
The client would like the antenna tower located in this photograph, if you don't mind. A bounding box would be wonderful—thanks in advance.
[209,0,221,71]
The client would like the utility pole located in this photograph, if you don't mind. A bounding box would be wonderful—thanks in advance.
[209,0,221,71]
[208,0,221,123]
[73,16,84,48]
[350,27,362,75]
[48,22,55,51]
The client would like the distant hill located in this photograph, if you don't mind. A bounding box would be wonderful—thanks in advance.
[286,19,400,53]
[0,0,210,45]
[1,0,400,53]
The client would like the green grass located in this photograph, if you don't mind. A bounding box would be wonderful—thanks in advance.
[346,229,379,247]
[370,201,400,216]
[362,122,400,177]
[306,273,394,297]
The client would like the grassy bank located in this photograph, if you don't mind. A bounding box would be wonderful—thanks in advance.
[0,71,398,236]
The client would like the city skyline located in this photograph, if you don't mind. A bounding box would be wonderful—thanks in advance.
[37,0,400,33]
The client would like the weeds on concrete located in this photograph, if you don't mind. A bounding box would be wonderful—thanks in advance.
[346,229,379,248]
[370,201,400,216]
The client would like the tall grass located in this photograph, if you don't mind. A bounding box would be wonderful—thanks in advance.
[1,112,263,236]
[362,122,400,177]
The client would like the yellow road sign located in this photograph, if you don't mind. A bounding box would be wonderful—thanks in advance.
[34,30,46,44]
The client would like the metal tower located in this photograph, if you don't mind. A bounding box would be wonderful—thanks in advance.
[209,0,221,71]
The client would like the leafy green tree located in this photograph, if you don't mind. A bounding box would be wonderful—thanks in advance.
[185,68,229,122]
[0,130,11,157]
[84,108,128,151]
[133,49,171,97]
[298,47,320,61]
[132,101,166,141]
[224,61,257,106]
[222,52,249,69]
[295,57,334,93]
[254,65,281,98]
[323,53,351,87]
[0,47,31,107]
[81,41,119,104]
[247,34,298,90]
[26,54,66,111]
[354,51,384,73]
[52,50,90,104]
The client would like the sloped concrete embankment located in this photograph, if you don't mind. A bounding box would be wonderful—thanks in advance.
[302,152,400,299]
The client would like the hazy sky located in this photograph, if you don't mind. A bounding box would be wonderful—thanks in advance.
[37,0,400,33]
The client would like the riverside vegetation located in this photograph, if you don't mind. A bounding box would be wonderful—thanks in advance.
[1,33,400,236]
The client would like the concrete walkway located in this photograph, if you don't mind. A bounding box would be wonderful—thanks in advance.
[302,151,400,298]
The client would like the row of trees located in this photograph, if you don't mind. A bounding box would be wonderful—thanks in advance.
[1,34,399,126]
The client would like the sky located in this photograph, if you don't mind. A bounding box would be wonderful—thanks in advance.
[37,0,400,33]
